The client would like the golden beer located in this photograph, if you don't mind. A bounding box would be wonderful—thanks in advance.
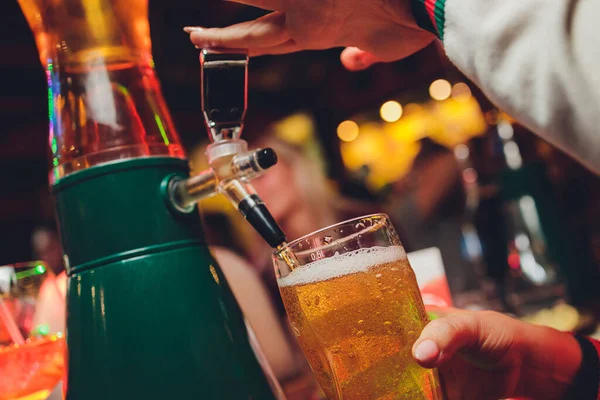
[275,216,442,400]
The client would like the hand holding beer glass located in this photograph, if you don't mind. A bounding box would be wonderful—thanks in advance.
[273,214,442,399]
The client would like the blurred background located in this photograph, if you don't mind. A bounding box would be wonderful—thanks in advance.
[2,0,600,325]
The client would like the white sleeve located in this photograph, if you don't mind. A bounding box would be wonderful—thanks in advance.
[414,0,600,173]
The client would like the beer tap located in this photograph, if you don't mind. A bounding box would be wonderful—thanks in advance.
[168,49,287,249]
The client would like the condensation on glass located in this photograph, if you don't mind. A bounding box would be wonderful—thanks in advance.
[18,0,185,182]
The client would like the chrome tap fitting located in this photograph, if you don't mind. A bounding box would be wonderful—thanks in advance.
[169,49,286,248]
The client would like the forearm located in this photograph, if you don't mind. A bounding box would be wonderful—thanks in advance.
[411,0,600,174]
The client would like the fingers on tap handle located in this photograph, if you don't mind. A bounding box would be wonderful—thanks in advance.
[186,12,289,48]
[185,12,299,56]
[222,0,284,11]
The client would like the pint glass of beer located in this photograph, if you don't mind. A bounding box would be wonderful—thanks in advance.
[273,214,442,400]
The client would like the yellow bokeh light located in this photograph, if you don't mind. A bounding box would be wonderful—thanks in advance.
[340,122,422,190]
[339,85,489,190]
[383,115,427,143]
[451,82,472,100]
[337,120,360,142]
[274,113,314,144]
[380,101,403,123]
[403,103,423,115]
[429,79,452,101]
[427,97,487,148]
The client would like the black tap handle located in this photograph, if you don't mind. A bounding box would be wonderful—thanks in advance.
[256,148,278,170]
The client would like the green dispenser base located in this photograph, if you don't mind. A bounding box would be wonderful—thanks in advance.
[53,157,276,399]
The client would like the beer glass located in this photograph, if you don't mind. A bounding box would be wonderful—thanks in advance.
[273,214,442,400]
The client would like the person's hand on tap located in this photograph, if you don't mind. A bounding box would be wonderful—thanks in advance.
[185,0,434,71]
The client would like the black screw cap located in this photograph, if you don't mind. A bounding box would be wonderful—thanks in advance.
[256,148,278,170]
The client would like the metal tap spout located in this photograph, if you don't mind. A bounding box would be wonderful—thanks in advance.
[169,49,287,248]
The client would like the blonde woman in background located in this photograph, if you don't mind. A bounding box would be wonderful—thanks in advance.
[241,127,380,304]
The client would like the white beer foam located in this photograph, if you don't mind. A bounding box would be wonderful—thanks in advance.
[278,246,407,287]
